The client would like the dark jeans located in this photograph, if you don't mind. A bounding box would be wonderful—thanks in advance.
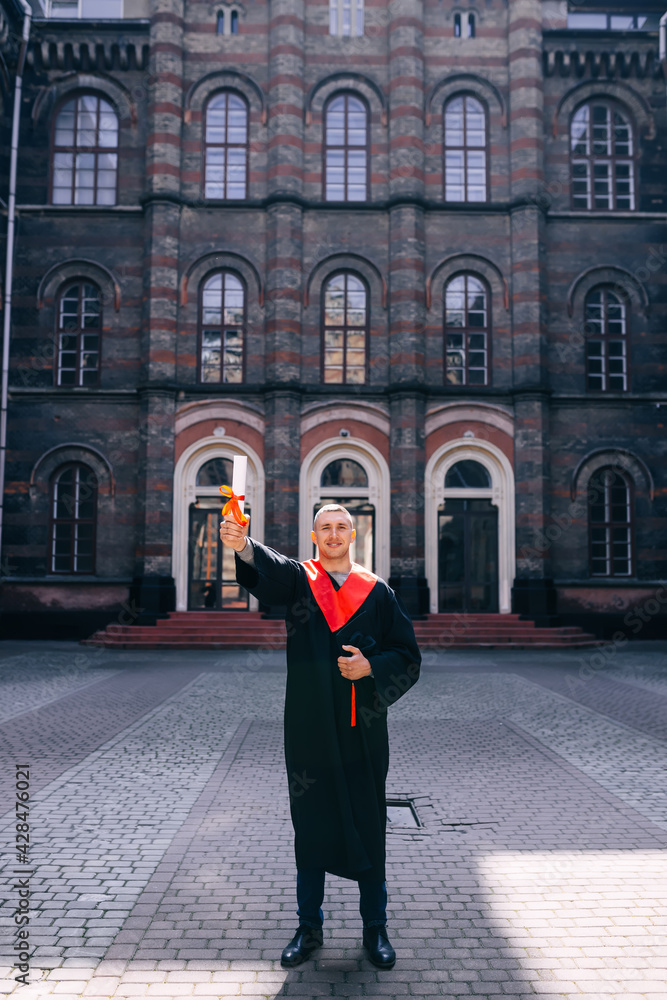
[296,866,387,929]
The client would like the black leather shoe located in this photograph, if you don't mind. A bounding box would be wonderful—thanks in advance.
[362,924,396,968]
[280,924,323,967]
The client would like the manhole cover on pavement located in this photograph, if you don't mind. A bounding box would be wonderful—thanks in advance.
[386,799,420,828]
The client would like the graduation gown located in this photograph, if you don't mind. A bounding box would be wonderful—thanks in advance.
[235,539,421,883]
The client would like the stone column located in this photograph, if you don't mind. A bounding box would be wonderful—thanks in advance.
[263,0,305,557]
[386,0,428,612]
[132,0,183,617]
[507,0,556,622]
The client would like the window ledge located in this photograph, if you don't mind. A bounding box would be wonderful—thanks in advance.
[16,204,143,213]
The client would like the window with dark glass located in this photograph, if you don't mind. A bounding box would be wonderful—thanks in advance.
[453,12,461,36]
[52,95,118,205]
[444,95,486,202]
[589,468,633,576]
[49,464,96,574]
[445,460,491,489]
[204,92,248,199]
[322,273,368,384]
[199,272,245,383]
[467,13,476,37]
[584,287,629,391]
[324,94,368,201]
[217,10,224,32]
[444,274,489,386]
[571,101,635,210]
[56,283,101,387]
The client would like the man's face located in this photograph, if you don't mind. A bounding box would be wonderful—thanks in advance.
[311,512,356,560]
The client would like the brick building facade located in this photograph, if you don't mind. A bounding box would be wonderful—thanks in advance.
[1,0,666,640]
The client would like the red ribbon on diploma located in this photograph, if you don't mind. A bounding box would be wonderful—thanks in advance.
[219,484,249,526]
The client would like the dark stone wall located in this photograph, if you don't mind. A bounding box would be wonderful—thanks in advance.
[0,0,665,638]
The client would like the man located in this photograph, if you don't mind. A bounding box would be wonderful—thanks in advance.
[219,504,421,969]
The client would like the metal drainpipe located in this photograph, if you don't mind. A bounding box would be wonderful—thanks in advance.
[0,0,32,569]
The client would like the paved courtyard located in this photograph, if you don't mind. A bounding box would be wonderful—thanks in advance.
[1,639,666,1000]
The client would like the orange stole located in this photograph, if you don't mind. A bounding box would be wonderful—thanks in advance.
[302,560,378,727]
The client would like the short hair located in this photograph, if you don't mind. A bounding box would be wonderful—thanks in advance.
[313,504,354,529]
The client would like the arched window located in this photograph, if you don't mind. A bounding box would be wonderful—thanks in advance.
[570,100,635,210]
[584,286,629,391]
[199,271,245,383]
[56,282,101,387]
[322,272,368,384]
[329,0,364,37]
[314,458,374,571]
[231,9,238,33]
[589,468,633,576]
[324,94,368,202]
[49,463,97,574]
[444,95,486,202]
[217,11,224,32]
[467,13,476,37]
[454,12,462,36]
[52,94,118,205]
[445,460,491,489]
[204,91,248,199]
[444,274,489,386]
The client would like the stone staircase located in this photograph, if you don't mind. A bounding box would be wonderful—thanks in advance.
[81,610,604,650]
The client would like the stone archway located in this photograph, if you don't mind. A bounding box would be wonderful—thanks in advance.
[425,440,515,614]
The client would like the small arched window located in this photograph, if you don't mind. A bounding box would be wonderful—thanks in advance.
[56,282,102,387]
[217,11,224,33]
[444,95,486,202]
[467,13,476,37]
[49,463,97,575]
[52,94,118,205]
[584,286,629,392]
[324,94,368,202]
[322,272,368,384]
[445,460,491,489]
[444,274,489,386]
[589,468,633,576]
[321,459,368,487]
[231,10,239,33]
[204,91,248,199]
[571,100,635,210]
[199,271,245,383]
[453,12,462,36]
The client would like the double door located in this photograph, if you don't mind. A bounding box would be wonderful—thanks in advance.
[438,498,499,612]
[188,497,249,610]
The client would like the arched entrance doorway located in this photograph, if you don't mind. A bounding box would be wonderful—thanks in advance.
[188,457,252,610]
[299,439,390,581]
[172,436,264,612]
[425,440,515,614]
[438,460,498,612]
[313,458,375,571]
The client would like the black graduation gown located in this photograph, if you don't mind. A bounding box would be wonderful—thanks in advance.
[235,539,421,883]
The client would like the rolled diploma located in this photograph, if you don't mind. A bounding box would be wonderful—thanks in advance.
[231,455,247,519]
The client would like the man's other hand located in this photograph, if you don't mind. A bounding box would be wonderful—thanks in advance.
[219,513,250,551]
[338,644,372,680]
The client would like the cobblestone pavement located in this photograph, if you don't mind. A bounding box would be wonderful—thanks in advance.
[0,640,666,1000]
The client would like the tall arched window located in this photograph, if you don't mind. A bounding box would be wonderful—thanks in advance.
[444,95,487,202]
[589,468,633,576]
[199,271,245,383]
[322,272,368,383]
[49,464,97,574]
[52,95,119,205]
[204,92,248,199]
[571,100,635,210]
[444,274,489,385]
[584,286,629,391]
[324,94,368,201]
[56,282,102,387]
[314,458,374,571]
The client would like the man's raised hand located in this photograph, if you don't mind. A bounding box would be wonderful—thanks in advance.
[219,512,250,551]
